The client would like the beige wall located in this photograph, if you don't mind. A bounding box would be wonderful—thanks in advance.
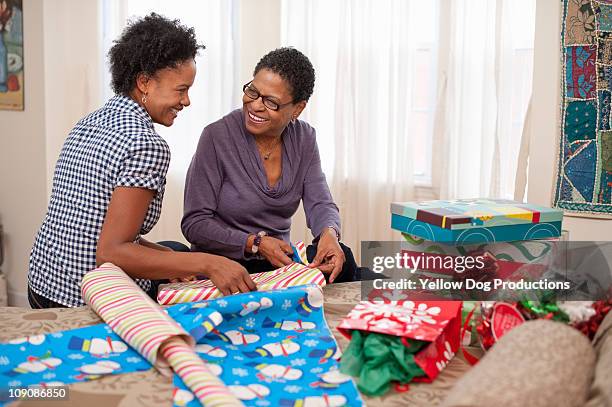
[529,0,612,240]
[0,0,101,306]
[238,0,280,83]
[0,0,47,306]
[43,1,101,192]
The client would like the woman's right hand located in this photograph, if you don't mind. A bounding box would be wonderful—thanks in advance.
[203,254,256,296]
[258,236,294,268]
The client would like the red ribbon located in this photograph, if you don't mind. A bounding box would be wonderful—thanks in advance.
[573,300,611,340]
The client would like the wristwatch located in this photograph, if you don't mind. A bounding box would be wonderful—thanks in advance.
[251,231,267,254]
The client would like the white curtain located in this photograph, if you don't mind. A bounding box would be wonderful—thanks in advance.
[282,0,421,258]
[101,0,239,244]
[436,0,536,199]
[282,0,536,260]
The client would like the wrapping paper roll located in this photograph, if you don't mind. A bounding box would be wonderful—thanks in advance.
[158,263,326,305]
[81,263,191,376]
[161,336,242,407]
[82,263,242,406]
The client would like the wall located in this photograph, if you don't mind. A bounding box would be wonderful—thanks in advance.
[0,0,101,306]
[0,0,47,306]
[529,0,612,240]
[238,0,280,84]
[43,1,101,192]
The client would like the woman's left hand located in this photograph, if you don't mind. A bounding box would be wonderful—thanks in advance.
[309,228,345,283]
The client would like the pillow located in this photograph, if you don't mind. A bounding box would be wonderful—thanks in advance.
[441,319,595,407]
[585,310,612,407]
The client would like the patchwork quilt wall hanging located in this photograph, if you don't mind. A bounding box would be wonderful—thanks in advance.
[555,0,612,216]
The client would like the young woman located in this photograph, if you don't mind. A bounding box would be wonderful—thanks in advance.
[28,14,254,308]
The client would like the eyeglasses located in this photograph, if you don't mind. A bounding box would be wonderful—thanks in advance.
[243,82,294,111]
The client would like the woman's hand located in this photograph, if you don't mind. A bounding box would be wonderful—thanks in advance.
[169,276,197,283]
[204,255,256,296]
[258,236,294,268]
[309,228,345,283]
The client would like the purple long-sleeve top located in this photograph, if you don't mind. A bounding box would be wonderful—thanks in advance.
[182,109,340,260]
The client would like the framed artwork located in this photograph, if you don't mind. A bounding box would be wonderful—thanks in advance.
[0,0,23,111]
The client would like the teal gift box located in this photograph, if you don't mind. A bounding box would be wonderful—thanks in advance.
[390,198,563,244]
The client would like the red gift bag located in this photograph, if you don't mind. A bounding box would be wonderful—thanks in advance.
[337,300,462,381]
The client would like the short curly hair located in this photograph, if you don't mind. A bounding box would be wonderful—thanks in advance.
[109,13,205,95]
[253,47,315,103]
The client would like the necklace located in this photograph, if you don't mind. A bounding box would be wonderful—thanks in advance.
[255,137,281,160]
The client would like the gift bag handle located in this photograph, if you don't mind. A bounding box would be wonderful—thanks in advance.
[461,306,480,365]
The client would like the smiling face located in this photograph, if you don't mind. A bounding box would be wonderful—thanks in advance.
[243,69,306,138]
[136,59,196,127]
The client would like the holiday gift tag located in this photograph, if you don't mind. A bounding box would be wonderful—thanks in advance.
[491,302,525,341]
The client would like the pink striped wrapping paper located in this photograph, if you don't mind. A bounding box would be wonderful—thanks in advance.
[81,263,190,375]
[293,240,308,264]
[158,262,326,305]
[81,263,242,406]
[161,336,242,407]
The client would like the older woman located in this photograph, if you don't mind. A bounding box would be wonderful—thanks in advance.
[28,14,255,308]
[182,48,357,283]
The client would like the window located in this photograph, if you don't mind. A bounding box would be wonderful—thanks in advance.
[281,0,535,197]
[409,1,438,184]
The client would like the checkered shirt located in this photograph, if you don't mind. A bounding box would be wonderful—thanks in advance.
[28,95,171,307]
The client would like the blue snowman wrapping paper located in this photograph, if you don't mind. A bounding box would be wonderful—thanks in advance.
[172,285,362,407]
[0,323,150,392]
[0,299,223,405]
[0,285,361,407]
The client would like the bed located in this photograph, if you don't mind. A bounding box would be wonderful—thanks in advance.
[0,282,475,406]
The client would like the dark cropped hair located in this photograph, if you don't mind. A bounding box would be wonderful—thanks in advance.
[109,13,205,95]
[254,47,315,103]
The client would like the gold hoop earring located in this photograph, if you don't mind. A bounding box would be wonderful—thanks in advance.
[142,93,148,104]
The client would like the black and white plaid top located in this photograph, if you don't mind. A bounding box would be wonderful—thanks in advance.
[28,95,171,307]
